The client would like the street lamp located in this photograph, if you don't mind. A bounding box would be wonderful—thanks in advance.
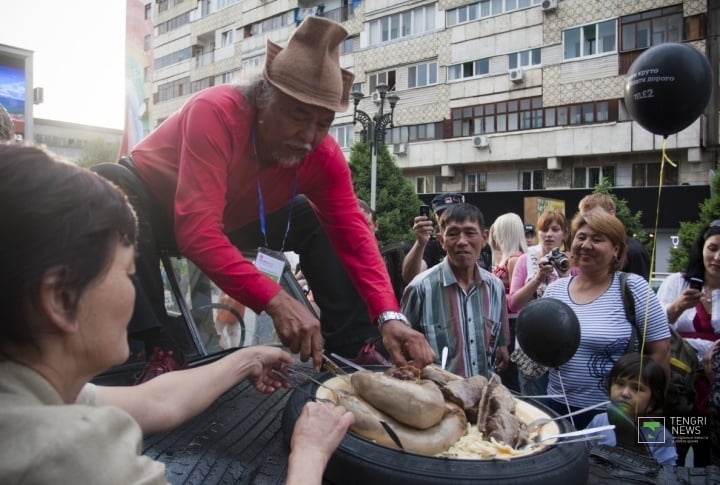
[351,83,399,210]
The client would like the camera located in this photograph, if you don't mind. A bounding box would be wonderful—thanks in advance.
[543,248,570,272]
[689,277,704,291]
[419,204,431,217]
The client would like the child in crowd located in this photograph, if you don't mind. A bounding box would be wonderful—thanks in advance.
[587,353,677,465]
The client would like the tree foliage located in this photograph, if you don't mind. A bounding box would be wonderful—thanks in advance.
[349,140,422,245]
[668,168,720,272]
[77,137,120,168]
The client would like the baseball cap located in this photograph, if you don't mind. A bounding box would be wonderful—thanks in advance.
[431,193,465,213]
[524,223,535,234]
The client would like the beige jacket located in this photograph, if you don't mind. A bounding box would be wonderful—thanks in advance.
[0,360,166,484]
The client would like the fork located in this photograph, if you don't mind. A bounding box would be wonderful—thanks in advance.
[271,370,336,404]
[525,400,611,433]
[520,425,614,450]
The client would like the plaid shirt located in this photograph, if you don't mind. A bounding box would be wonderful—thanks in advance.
[401,259,509,378]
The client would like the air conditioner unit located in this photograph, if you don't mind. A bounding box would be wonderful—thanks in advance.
[509,68,524,83]
[473,135,489,148]
[393,143,406,155]
[371,91,382,104]
[541,0,558,12]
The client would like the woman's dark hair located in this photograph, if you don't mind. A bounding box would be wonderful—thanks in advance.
[684,220,720,283]
[0,144,137,345]
[606,353,666,414]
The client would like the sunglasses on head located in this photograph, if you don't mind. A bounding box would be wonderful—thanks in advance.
[703,220,720,240]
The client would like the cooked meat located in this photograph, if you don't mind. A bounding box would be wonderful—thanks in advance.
[420,365,463,387]
[476,374,528,448]
[385,364,421,380]
[485,408,529,448]
[441,375,488,424]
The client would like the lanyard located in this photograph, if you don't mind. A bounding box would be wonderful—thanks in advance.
[253,128,298,251]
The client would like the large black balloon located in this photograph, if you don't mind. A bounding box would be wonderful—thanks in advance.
[624,42,713,137]
[516,298,580,368]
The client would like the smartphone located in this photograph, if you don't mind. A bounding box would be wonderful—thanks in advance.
[689,277,704,291]
[419,205,431,217]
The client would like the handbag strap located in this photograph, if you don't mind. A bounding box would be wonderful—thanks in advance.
[620,272,639,354]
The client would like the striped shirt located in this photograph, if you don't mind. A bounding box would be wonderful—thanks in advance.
[401,260,509,378]
[542,272,670,408]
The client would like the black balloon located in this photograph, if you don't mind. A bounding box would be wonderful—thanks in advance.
[624,42,713,137]
[516,298,580,368]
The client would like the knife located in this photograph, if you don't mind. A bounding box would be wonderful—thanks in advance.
[329,352,366,372]
[379,420,405,450]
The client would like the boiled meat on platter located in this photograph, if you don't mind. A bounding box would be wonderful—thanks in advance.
[342,365,530,454]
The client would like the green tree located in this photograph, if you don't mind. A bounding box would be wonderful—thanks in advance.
[77,137,120,168]
[668,168,720,272]
[349,140,422,245]
[592,177,650,249]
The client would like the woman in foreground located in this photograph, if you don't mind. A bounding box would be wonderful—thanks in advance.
[0,144,352,484]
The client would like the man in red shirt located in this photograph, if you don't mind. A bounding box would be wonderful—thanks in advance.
[97,16,434,373]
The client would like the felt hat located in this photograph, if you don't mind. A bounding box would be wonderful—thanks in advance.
[263,16,354,112]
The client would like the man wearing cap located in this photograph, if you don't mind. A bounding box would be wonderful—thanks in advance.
[524,223,538,250]
[402,193,492,283]
[96,16,434,373]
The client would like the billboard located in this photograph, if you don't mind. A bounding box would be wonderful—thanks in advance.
[0,45,32,140]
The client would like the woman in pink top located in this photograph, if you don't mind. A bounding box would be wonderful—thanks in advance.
[508,210,571,395]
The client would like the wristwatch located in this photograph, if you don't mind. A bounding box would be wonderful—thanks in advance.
[376,311,409,329]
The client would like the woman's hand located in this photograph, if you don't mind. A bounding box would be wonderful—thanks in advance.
[237,346,295,393]
[667,289,703,323]
[287,402,354,485]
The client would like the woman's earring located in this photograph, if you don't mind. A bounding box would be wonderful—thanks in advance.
[614,257,621,266]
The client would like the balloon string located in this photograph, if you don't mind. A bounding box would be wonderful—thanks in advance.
[635,137,675,387]
[556,370,574,428]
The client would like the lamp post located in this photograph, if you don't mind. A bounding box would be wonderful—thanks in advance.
[351,83,399,211]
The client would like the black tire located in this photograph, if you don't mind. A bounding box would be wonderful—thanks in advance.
[281,368,588,485]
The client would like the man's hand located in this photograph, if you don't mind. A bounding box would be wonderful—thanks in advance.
[412,215,435,244]
[265,290,323,370]
[493,346,510,373]
[380,320,435,367]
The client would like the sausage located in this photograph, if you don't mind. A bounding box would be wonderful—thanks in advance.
[339,394,467,455]
[350,371,446,429]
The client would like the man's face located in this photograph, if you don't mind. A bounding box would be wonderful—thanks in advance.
[439,218,486,271]
[256,84,336,166]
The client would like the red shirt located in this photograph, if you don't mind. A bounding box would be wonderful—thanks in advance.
[131,85,397,320]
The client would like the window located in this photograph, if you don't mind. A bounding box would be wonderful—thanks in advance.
[447,58,489,81]
[221,71,235,84]
[446,0,541,25]
[415,176,430,194]
[242,56,262,71]
[154,47,192,70]
[369,4,435,45]
[387,122,441,144]
[221,29,233,47]
[340,37,354,55]
[508,48,541,69]
[369,71,397,92]
[521,170,544,190]
[329,124,354,149]
[157,77,191,102]
[620,6,683,51]
[467,172,487,192]
[145,3,152,19]
[632,163,678,186]
[573,166,616,188]
[408,62,437,88]
[564,20,617,59]
[158,0,168,13]
[451,97,547,136]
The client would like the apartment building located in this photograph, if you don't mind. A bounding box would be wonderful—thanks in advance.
[141,0,718,269]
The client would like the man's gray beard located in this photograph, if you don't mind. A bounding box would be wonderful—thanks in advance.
[272,144,308,167]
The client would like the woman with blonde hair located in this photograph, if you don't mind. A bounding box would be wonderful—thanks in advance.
[489,212,528,294]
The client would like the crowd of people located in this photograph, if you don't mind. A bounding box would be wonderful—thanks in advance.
[1,14,719,484]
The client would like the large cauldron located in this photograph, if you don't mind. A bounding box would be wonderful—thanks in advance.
[281,368,588,485]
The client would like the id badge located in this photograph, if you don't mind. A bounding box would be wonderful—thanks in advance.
[254,247,288,283]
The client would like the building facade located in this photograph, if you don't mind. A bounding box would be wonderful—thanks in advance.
[139,0,719,271]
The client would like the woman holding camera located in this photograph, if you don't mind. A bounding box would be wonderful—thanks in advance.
[542,211,670,429]
[508,210,571,395]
